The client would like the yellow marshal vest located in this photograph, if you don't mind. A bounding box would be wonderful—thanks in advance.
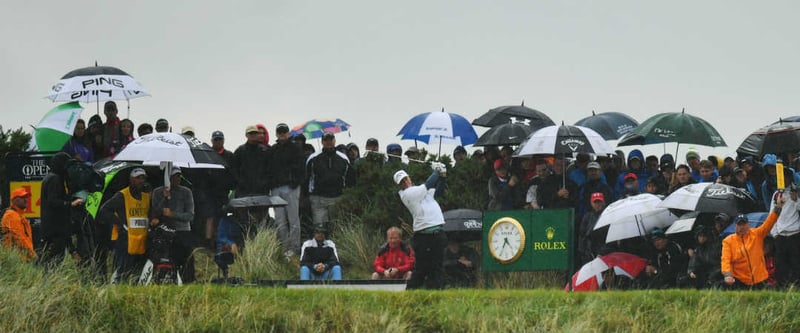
[115,187,150,255]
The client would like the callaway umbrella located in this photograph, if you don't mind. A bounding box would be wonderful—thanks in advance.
[574,111,639,141]
[291,118,351,139]
[617,109,726,150]
[397,108,478,155]
[474,122,534,147]
[566,252,647,292]
[736,121,800,158]
[47,64,149,117]
[442,209,482,241]
[594,193,679,243]
[472,101,555,129]
[657,182,757,217]
[515,123,615,157]
[33,102,83,151]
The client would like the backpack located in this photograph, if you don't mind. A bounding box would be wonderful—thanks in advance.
[66,160,104,194]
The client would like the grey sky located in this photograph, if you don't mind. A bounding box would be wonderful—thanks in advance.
[2,1,799,161]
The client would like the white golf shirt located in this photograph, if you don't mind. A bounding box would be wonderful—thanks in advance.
[770,191,800,237]
[398,184,445,232]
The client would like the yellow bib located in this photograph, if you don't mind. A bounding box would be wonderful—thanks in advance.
[119,187,151,255]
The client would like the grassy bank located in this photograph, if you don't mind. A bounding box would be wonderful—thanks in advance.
[2,247,800,333]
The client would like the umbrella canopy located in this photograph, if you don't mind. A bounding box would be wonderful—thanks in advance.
[736,121,800,158]
[617,110,726,148]
[566,252,647,292]
[594,193,679,243]
[34,102,83,151]
[397,109,478,147]
[114,132,226,168]
[472,102,555,129]
[665,216,696,235]
[574,111,639,140]
[474,122,534,147]
[658,182,757,217]
[442,209,482,241]
[720,212,769,238]
[515,123,615,157]
[290,118,351,139]
[47,65,149,103]
[773,116,800,123]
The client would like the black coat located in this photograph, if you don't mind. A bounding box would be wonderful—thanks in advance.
[306,148,350,198]
[231,142,271,196]
[269,140,306,189]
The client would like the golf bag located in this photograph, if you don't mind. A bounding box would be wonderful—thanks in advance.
[139,223,182,285]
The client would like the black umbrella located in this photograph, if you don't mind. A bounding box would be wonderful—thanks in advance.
[472,101,555,129]
[574,111,639,140]
[474,123,534,147]
[773,116,800,124]
[737,121,800,158]
[442,209,482,241]
[657,182,757,217]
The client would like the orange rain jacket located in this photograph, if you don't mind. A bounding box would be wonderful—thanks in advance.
[1,205,37,261]
[721,211,778,285]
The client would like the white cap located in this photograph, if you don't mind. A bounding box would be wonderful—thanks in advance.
[393,170,409,185]
[130,168,147,178]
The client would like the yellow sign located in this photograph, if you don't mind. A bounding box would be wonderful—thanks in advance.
[9,181,43,218]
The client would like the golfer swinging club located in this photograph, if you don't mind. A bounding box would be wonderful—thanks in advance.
[394,162,448,289]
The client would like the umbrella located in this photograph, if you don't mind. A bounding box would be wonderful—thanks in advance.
[474,122,534,147]
[657,182,757,217]
[290,118,351,139]
[594,193,679,243]
[617,109,726,148]
[665,217,696,235]
[566,252,647,292]
[515,123,615,157]
[720,212,769,238]
[397,109,478,154]
[442,209,482,241]
[472,102,555,129]
[736,121,800,158]
[47,64,149,117]
[34,102,83,151]
[773,116,800,123]
[574,111,639,140]
[115,133,226,168]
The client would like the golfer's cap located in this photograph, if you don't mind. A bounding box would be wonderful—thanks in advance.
[734,214,749,225]
[211,130,225,139]
[11,188,30,199]
[130,168,147,178]
[276,123,290,133]
[322,132,336,140]
[245,125,259,134]
[714,212,730,222]
[624,173,638,181]
[590,192,605,202]
[170,167,182,176]
[366,138,379,146]
[393,170,409,184]
[587,161,601,170]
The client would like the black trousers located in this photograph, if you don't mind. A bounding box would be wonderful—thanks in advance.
[774,233,800,286]
[407,231,447,290]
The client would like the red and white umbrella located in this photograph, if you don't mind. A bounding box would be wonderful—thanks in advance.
[566,252,647,292]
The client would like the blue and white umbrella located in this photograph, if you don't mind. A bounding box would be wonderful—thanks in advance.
[515,123,614,157]
[397,109,478,153]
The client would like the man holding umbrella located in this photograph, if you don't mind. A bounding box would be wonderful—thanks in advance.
[394,166,447,289]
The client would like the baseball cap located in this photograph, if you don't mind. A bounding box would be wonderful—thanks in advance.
[587,161,601,169]
[494,159,506,170]
[590,192,605,202]
[313,225,328,234]
[130,168,147,178]
[245,125,259,134]
[733,214,749,225]
[211,130,224,139]
[181,126,195,136]
[276,123,290,133]
[405,146,419,155]
[387,143,402,153]
[366,138,379,146]
[624,173,637,181]
[393,170,409,184]
[322,132,336,141]
[686,151,700,160]
[11,188,30,199]
[170,167,182,176]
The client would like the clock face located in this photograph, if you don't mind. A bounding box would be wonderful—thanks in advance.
[488,217,525,264]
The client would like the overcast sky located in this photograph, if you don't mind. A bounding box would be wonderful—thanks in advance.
[2,1,799,161]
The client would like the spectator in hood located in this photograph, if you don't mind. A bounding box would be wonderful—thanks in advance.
[761,154,779,210]
[61,118,94,163]
[655,154,675,190]
[255,124,270,147]
[614,149,648,199]
[386,143,403,165]
[39,152,84,269]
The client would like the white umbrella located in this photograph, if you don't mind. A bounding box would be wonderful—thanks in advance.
[33,102,83,151]
[594,193,679,243]
[657,182,756,217]
[665,217,697,235]
[515,123,615,157]
[47,64,149,118]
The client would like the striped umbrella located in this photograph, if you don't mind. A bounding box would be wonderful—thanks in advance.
[291,118,351,139]
[34,102,83,151]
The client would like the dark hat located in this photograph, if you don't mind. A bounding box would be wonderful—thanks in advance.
[734,167,744,174]
[387,143,402,153]
[454,146,467,155]
[212,130,224,139]
[714,213,730,223]
[322,132,336,140]
[660,154,675,169]
[739,156,754,165]
[156,118,169,128]
[694,225,711,237]
[87,115,103,129]
[366,138,379,146]
[733,214,749,225]
[472,149,484,156]
[650,228,667,241]
[276,123,290,133]
[313,225,328,234]
[335,144,347,153]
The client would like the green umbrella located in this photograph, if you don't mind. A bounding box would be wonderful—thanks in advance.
[617,109,726,148]
[34,102,83,151]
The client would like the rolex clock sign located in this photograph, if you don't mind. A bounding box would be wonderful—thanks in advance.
[482,209,574,272]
